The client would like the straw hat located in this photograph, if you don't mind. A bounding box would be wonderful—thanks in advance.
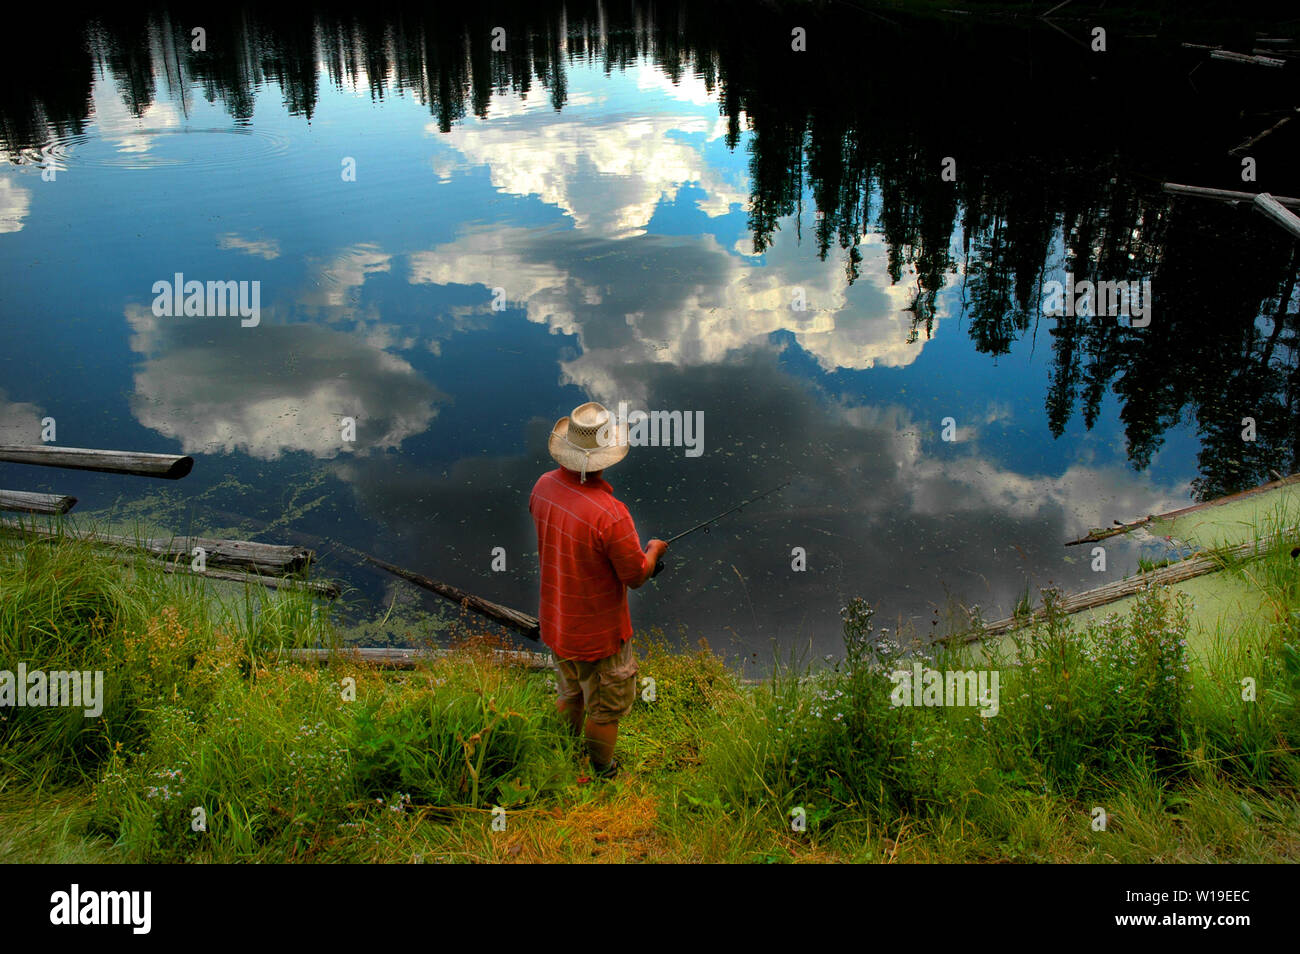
[548,401,629,481]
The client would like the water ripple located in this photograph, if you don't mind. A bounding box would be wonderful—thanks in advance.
[17,125,290,171]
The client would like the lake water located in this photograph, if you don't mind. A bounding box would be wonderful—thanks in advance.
[2,2,1298,664]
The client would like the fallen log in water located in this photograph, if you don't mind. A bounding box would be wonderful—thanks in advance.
[973,535,1285,640]
[1254,193,1300,240]
[1209,49,1287,67]
[1064,515,1155,547]
[1161,182,1300,209]
[357,551,542,641]
[0,445,194,480]
[1230,107,1300,155]
[1064,472,1300,545]
[286,646,553,670]
[0,490,77,515]
[0,519,313,574]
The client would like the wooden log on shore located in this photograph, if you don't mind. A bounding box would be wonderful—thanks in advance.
[156,563,340,598]
[0,519,313,574]
[1254,193,1300,240]
[1161,182,1300,210]
[286,646,553,670]
[359,551,541,641]
[98,553,340,597]
[0,445,194,480]
[973,537,1273,640]
[0,490,77,515]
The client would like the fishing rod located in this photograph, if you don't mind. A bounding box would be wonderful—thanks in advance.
[652,479,791,577]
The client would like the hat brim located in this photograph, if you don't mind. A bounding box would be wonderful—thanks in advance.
[548,416,630,473]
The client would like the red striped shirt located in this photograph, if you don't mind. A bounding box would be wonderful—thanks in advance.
[529,468,648,661]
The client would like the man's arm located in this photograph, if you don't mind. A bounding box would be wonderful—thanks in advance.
[626,539,668,589]
[606,514,667,590]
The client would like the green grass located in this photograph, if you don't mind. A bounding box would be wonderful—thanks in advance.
[0,522,1297,863]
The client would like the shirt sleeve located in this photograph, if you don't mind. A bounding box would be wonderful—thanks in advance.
[603,509,648,586]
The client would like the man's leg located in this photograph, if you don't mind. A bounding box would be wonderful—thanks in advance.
[556,696,584,736]
[585,640,636,773]
[554,660,586,737]
[584,717,619,769]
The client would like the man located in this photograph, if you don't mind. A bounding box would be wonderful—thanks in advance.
[529,401,667,779]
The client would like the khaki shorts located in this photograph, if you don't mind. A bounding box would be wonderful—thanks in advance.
[554,639,638,724]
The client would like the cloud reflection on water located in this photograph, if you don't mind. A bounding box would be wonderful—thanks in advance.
[124,303,443,460]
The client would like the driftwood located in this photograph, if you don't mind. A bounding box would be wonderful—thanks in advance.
[0,520,313,574]
[0,445,193,480]
[0,490,77,515]
[358,550,541,641]
[1064,472,1300,546]
[1209,50,1286,68]
[1038,0,1075,17]
[1161,182,1300,210]
[973,536,1277,640]
[155,562,340,598]
[1254,193,1300,240]
[286,646,553,670]
[97,553,340,597]
[1230,108,1300,156]
[1064,515,1153,546]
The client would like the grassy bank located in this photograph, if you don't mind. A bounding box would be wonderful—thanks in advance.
[1,529,1297,863]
